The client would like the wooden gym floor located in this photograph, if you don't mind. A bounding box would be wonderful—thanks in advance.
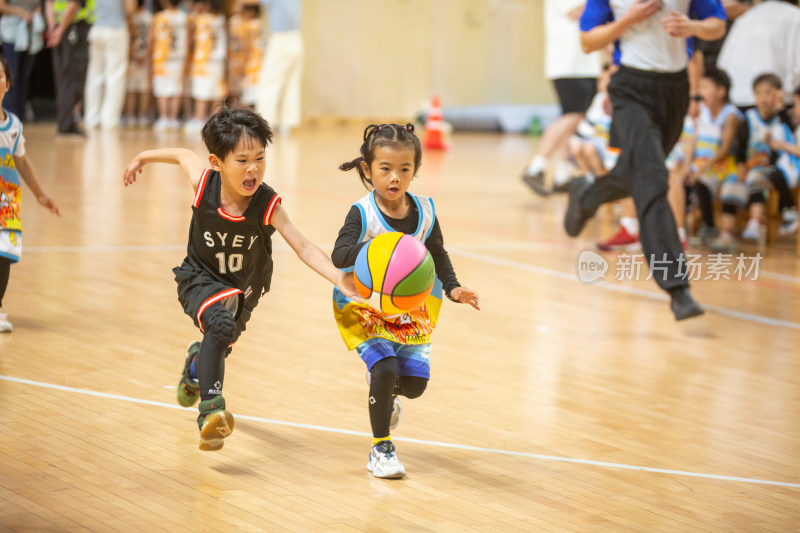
[1,123,798,532]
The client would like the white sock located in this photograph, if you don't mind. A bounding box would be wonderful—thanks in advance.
[526,155,547,175]
[677,227,687,242]
[620,216,639,236]
[553,161,574,186]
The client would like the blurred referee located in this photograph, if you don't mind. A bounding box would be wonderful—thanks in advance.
[564,0,725,320]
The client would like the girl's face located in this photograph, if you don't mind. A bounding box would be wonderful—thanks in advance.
[361,145,416,205]
[212,137,266,198]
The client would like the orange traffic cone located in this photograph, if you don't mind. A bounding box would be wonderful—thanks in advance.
[423,96,448,150]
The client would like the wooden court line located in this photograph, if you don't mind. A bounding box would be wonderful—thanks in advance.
[2,374,798,489]
[22,243,800,330]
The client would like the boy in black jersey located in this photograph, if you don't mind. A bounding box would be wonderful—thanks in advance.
[123,106,357,451]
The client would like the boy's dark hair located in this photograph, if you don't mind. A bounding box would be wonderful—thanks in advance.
[340,123,422,190]
[0,55,12,87]
[752,73,782,91]
[794,85,800,99]
[201,105,273,160]
[703,67,731,101]
[159,0,181,9]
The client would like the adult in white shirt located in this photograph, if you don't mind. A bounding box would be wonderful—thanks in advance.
[521,0,603,196]
[717,0,800,109]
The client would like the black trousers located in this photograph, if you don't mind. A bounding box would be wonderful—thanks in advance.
[581,66,690,292]
[51,21,90,133]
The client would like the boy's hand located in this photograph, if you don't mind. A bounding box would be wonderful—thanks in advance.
[450,286,480,310]
[123,157,145,186]
[37,195,60,216]
[337,271,362,303]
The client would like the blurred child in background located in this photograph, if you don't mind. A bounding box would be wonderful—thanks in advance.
[123,0,153,127]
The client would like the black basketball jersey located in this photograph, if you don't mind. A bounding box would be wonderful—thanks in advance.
[184,169,281,301]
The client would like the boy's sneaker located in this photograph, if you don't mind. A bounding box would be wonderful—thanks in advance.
[709,233,737,253]
[596,226,640,251]
[367,440,406,479]
[177,341,201,407]
[366,371,402,430]
[0,313,12,333]
[197,396,234,451]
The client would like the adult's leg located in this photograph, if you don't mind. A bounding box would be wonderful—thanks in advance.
[83,26,105,129]
[100,27,129,129]
[54,22,90,133]
[279,32,303,130]
[255,32,294,127]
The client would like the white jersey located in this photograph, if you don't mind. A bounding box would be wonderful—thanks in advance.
[354,191,436,246]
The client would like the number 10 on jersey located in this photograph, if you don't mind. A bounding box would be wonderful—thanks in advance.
[215,252,243,274]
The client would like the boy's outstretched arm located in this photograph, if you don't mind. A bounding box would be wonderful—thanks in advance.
[270,203,359,300]
[123,148,206,191]
[15,154,60,216]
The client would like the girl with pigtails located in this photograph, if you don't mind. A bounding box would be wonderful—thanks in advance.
[331,123,480,479]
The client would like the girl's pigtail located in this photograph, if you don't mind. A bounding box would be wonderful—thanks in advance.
[339,156,372,190]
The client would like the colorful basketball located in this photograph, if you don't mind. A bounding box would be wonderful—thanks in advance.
[353,232,436,315]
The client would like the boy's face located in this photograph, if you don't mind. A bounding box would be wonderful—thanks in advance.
[699,77,724,107]
[753,82,782,118]
[211,137,267,198]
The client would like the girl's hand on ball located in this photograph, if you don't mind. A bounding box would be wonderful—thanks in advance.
[451,287,480,310]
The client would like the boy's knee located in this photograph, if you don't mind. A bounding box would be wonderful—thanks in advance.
[202,305,236,347]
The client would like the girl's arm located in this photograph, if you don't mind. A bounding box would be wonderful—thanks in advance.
[123,148,206,190]
[15,154,60,216]
[330,205,367,268]
[425,220,480,310]
[270,203,359,299]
